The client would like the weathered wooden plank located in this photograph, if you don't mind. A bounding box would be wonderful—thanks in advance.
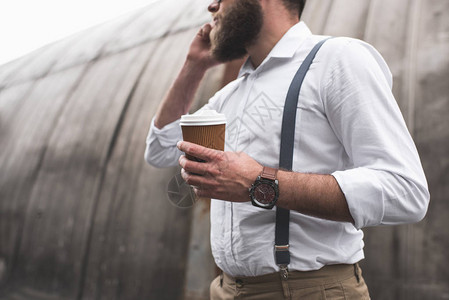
[0,39,76,89]
[0,81,36,292]
[9,45,145,298]
[0,53,38,90]
[79,24,224,299]
[0,66,87,293]
[100,2,173,54]
[0,6,146,88]
[305,1,449,299]
[1,1,448,299]
[363,1,449,299]
[301,0,334,35]
[103,0,211,55]
[0,81,35,131]
[1,287,68,300]
[409,0,449,298]
[183,200,216,300]
[321,0,372,39]
[353,1,417,298]
[363,0,413,122]
[80,29,203,300]
[50,14,144,74]
[169,0,211,32]
[1,0,212,90]
[0,1,220,298]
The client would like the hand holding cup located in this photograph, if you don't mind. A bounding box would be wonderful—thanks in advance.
[180,110,226,161]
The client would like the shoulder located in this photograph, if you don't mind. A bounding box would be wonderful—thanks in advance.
[297,36,381,71]
[312,36,393,88]
[312,36,384,66]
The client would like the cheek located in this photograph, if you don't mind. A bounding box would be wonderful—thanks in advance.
[210,23,222,40]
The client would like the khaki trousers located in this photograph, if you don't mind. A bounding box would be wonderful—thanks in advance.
[210,263,370,300]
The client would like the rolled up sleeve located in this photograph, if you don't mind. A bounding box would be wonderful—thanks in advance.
[324,39,430,229]
[144,81,237,168]
[144,118,183,168]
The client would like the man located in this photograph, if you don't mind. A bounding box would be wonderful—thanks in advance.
[145,0,430,298]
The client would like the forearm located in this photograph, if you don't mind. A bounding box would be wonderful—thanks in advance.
[177,141,355,223]
[276,170,354,223]
[154,61,207,129]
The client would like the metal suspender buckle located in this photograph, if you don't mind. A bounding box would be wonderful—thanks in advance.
[275,245,290,280]
[275,244,290,252]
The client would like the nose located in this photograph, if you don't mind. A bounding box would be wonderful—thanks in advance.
[208,1,219,13]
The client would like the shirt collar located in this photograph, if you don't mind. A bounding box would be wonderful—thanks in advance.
[238,21,312,77]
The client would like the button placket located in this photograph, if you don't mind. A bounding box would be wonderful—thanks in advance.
[234,73,257,151]
[228,74,258,276]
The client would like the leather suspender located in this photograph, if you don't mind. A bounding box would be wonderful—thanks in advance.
[275,38,331,276]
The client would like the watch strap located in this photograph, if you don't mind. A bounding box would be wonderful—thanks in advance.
[261,166,278,181]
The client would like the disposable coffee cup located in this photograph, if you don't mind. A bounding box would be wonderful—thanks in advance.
[180,110,226,161]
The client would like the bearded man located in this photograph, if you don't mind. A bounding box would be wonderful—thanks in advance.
[145,0,429,298]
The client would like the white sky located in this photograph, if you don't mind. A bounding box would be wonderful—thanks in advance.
[0,0,161,67]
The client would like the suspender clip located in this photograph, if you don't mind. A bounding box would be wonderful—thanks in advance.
[279,264,289,280]
[275,244,290,252]
[275,245,290,280]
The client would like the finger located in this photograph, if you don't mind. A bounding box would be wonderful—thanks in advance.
[181,168,215,188]
[202,23,212,36]
[192,186,210,198]
[177,141,221,162]
[198,23,212,41]
[179,155,208,175]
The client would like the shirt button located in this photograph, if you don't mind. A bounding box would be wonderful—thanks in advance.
[235,279,244,288]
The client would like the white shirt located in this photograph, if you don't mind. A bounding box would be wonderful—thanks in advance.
[145,22,429,276]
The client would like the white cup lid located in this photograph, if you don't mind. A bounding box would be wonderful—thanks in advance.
[180,110,226,126]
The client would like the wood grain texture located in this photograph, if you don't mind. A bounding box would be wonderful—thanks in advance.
[304,0,449,299]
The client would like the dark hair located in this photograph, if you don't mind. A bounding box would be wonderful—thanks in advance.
[282,0,306,19]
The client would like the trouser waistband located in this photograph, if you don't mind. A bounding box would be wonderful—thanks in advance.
[222,263,361,290]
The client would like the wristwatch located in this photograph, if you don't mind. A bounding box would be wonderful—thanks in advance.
[249,166,280,209]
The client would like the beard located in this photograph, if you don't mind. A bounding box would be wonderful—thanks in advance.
[210,0,264,62]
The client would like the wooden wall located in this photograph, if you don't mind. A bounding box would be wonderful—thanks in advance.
[0,1,218,299]
[302,1,449,298]
[0,0,448,299]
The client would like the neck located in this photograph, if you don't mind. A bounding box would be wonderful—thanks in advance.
[247,6,299,68]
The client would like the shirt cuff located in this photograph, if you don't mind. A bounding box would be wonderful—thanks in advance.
[147,117,182,147]
[332,168,385,229]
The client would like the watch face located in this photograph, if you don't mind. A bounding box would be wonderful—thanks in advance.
[253,182,276,204]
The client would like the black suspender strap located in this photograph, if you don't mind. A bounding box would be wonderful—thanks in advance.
[275,38,331,274]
